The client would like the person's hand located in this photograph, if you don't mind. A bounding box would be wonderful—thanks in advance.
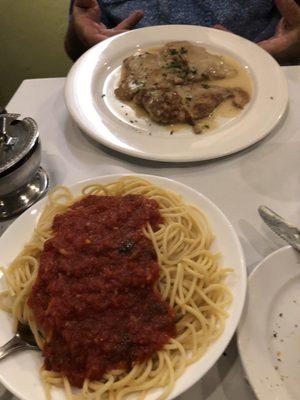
[214,0,300,63]
[73,0,144,47]
[258,0,300,63]
[65,0,144,60]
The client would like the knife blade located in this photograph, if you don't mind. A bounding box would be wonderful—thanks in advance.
[258,205,300,252]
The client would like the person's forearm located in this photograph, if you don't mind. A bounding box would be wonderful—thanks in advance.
[65,20,88,61]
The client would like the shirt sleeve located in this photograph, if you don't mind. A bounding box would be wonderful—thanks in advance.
[69,0,75,13]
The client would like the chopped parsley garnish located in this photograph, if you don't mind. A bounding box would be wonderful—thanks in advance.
[168,48,178,55]
[204,124,210,129]
[167,60,183,69]
[168,47,187,56]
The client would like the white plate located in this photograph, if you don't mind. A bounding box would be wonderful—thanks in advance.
[0,174,246,400]
[237,246,300,400]
[65,25,288,162]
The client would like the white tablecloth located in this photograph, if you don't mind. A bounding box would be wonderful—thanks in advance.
[1,66,300,400]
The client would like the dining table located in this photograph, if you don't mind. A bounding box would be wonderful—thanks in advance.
[0,65,299,400]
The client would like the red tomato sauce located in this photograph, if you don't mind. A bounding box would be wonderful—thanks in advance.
[28,195,176,387]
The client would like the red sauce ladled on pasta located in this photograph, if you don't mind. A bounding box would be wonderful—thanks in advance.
[28,195,176,387]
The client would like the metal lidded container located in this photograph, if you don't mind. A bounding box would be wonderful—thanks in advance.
[0,112,49,220]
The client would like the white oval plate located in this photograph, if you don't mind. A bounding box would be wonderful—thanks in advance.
[0,174,246,400]
[65,25,288,162]
[238,246,300,400]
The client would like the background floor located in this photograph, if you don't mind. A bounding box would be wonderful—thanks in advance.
[0,1,72,106]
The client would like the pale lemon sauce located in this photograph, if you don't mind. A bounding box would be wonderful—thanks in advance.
[191,55,252,134]
[130,102,149,119]
[212,55,252,119]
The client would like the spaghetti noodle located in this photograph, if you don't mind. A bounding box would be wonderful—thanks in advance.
[0,176,232,400]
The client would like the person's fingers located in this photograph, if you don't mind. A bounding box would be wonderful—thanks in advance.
[275,0,300,27]
[81,29,108,46]
[84,29,128,45]
[213,24,231,32]
[116,10,144,29]
[259,36,282,54]
[76,22,127,46]
[274,17,286,36]
[258,29,298,58]
[72,18,105,46]
[87,34,109,46]
[102,29,128,37]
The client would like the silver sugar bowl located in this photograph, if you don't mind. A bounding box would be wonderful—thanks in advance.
[0,113,49,220]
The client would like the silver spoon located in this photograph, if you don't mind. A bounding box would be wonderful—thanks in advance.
[0,322,39,360]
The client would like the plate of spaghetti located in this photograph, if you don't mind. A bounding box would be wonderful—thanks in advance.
[0,175,246,400]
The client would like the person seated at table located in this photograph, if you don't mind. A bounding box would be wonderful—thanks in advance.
[65,0,300,64]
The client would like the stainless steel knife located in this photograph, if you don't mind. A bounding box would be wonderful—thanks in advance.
[258,205,300,252]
